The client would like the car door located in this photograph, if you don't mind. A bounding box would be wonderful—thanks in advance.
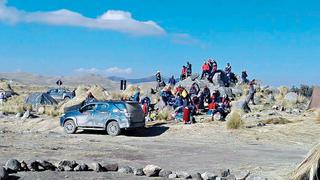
[92,104,110,128]
[76,104,96,127]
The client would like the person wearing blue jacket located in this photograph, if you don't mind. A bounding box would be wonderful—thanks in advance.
[168,75,176,86]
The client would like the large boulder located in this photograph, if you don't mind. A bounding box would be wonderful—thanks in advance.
[201,172,217,180]
[212,73,225,86]
[284,92,299,104]
[0,167,8,180]
[5,159,21,171]
[143,165,161,177]
[38,160,56,171]
[232,100,251,113]
[57,160,78,171]
[103,164,118,172]
[74,163,89,172]
[134,168,145,176]
[91,163,104,172]
[159,169,173,178]
[176,171,192,179]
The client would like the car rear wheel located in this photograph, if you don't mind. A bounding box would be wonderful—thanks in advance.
[107,121,121,136]
[64,96,70,100]
[64,120,77,134]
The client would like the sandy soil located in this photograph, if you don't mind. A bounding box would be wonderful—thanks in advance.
[0,113,319,180]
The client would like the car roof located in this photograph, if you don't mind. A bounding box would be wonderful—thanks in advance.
[85,101,137,105]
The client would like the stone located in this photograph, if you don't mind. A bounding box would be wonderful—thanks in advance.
[176,171,192,179]
[168,173,178,179]
[21,110,30,120]
[0,167,8,180]
[284,92,298,104]
[118,166,133,174]
[159,169,173,178]
[201,172,217,180]
[5,159,21,171]
[217,169,230,177]
[20,161,30,171]
[38,107,45,114]
[226,174,236,180]
[134,168,145,176]
[103,163,118,171]
[57,160,78,172]
[143,165,161,177]
[15,113,22,118]
[74,163,89,172]
[92,163,104,172]
[30,161,41,172]
[192,172,203,180]
[38,160,56,171]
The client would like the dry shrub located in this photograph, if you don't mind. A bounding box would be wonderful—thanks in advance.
[262,117,291,125]
[156,108,173,121]
[0,95,26,114]
[297,95,307,104]
[44,106,60,117]
[226,111,243,129]
[275,86,289,102]
[291,143,320,180]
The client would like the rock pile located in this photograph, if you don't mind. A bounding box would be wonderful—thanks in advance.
[0,158,267,180]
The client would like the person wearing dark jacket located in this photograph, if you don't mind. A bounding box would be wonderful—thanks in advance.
[247,80,256,105]
[168,75,176,86]
[242,70,249,84]
[187,62,192,77]
[156,71,162,83]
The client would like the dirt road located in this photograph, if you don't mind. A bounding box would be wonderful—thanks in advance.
[1,114,319,179]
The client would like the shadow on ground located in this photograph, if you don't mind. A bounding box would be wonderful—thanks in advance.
[76,125,169,137]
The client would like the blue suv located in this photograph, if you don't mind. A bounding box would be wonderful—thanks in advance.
[60,101,145,136]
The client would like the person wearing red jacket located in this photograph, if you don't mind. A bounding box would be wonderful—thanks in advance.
[201,62,210,79]
[180,65,188,80]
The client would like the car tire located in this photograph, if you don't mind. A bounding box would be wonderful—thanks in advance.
[106,121,121,136]
[64,120,77,134]
[64,96,70,100]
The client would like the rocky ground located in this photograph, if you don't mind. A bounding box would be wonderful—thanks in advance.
[1,110,320,180]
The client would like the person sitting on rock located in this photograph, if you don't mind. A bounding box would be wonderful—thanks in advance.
[222,94,231,109]
[201,61,210,79]
[201,86,211,103]
[175,85,184,96]
[173,94,184,110]
[189,83,200,96]
[160,87,174,106]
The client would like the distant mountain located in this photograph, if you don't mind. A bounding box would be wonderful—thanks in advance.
[0,72,118,90]
[108,76,170,84]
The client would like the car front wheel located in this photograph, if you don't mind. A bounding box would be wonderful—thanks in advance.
[107,121,121,136]
[64,120,77,134]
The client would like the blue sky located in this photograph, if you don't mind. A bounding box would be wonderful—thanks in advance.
[0,0,319,86]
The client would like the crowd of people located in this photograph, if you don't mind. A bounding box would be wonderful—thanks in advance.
[131,59,256,124]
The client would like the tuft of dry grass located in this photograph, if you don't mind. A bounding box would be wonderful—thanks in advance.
[275,86,289,102]
[156,108,173,121]
[291,143,320,180]
[226,111,243,129]
[44,106,61,117]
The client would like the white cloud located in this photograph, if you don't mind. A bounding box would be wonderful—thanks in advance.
[171,33,207,49]
[0,0,165,36]
[75,67,133,76]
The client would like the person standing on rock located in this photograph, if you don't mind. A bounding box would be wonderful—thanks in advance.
[180,66,188,80]
[241,70,249,84]
[187,61,192,77]
[168,75,176,87]
[155,71,162,83]
[247,80,256,105]
[201,61,210,79]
